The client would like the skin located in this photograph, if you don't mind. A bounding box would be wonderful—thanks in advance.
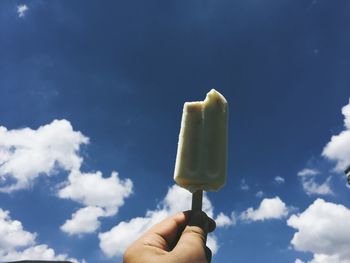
[123,211,216,263]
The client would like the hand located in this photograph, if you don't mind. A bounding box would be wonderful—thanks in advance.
[123,211,216,263]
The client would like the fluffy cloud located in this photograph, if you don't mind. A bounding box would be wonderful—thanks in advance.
[215,212,236,227]
[0,120,133,235]
[300,177,332,196]
[0,209,35,250]
[99,211,166,258]
[1,245,81,262]
[164,185,209,215]
[17,4,28,18]
[0,208,81,262]
[309,254,350,263]
[274,176,285,184]
[59,171,133,214]
[287,199,350,263]
[99,185,232,258]
[256,191,264,198]
[240,197,290,221]
[298,169,319,177]
[0,120,88,192]
[59,171,133,235]
[298,101,350,195]
[322,100,350,172]
[297,169,333,196]
[60,206,105,235]
[343,101,350,129]
[298,168,333,195]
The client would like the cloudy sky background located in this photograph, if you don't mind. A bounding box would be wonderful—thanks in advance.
[1,1,350,262]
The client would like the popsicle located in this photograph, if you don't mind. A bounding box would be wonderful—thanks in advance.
[174,89,228,211]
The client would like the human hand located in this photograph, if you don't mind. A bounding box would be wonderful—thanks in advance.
[123,211,216,263]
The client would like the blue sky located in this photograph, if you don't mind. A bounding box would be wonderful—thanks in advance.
[0,1,350,262]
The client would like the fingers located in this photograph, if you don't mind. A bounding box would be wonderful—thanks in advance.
[143,211,191,250]
[129,211,215,263]
[189,211,216,233]
[171,211,215,262]
[145,210,215,243]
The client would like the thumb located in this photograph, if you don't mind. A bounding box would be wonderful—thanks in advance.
[171,211,212,262]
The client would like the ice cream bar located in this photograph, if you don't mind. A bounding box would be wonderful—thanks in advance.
[174,89,228,196]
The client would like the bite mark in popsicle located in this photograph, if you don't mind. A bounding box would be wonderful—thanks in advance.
[174,89,228,210]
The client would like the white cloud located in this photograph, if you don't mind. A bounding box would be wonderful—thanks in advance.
[99,185,232,258]
[322,130,350,172]
[240,197,290,221]
[274,176,285,184]
[297,169,333,196]
[0,209,35,250]
[0,208,81,262]
[298,101,350,195]
[60,206,105,235]
[240,179,249,191]
[1,245,81,263]
[215,212,236,227]
[322,100,350,172]
[99,211,165,258]
[287,199,350,263]
[17,4,28,18]
[301,177,332,196]
[297,169,319,177]
[0,120,133,236]
[58,170,133,213]
[343,101,350,129]
[59,171,133,235]
[295,259,305,263]
[0,119,88,192]
[309,254,350,263]
[256,191,264,198]
[206,235,218,255]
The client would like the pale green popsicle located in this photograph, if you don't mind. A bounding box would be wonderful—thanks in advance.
[174,89,228,194]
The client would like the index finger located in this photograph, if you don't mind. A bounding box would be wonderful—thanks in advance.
[145,211,191,249]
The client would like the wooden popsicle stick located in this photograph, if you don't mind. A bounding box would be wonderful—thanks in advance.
[191,190,203,212]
